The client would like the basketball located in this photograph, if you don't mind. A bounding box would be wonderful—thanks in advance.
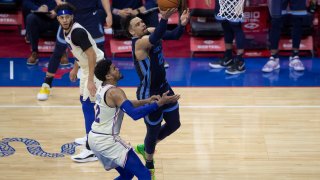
[157,0,180,11]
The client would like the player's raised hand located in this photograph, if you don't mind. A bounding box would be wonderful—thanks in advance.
[180,8,190,26]
[159,8,177,20]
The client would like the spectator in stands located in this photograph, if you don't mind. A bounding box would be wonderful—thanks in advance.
[23,0,59,65]
[110,0,158,29]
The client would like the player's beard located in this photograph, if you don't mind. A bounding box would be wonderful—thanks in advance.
[62,20,74,31]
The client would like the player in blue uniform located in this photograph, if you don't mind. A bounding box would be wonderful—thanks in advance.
[262,0,309,72]
[123,8,190,179]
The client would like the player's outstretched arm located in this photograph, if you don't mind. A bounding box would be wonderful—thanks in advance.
[107,88,180,120]
[163,9,190,40]
[134,8,177,60]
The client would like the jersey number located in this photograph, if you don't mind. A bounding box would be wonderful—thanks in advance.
[94,105,101,123]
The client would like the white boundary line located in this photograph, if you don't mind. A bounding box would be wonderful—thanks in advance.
[9,61,14,80]
[0,105,319,108]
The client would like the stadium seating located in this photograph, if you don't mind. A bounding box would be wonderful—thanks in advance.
[0,0,23,30]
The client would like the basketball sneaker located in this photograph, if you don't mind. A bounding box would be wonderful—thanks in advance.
[262,56,280,73]
[209,56,233,69]
[37,83,51,101]
[225,59,246,75]
[135,144,146,161]
[289,56,305,71]
[71,148,98,163]
[149,169,156,180]
[74,136,87,145]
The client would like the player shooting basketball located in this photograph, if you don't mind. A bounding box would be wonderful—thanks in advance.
[123,6,190,180]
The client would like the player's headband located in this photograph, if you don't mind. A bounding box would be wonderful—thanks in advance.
[57,9,73,16]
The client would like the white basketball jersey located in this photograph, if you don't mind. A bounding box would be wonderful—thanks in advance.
[91,84,125,135]
[64,22,104,69]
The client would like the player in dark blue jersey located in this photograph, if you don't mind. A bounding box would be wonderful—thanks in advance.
[123,8,190,179]
[262,0,310,73]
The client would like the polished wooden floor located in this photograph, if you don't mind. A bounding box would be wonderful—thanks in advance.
[1,87,320,180]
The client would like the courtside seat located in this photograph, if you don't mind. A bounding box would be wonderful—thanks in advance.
[109,28,132,58]
[0,0,23,29]
[38,30,56,53]
[188,0,225,56]
[190,17,223,37]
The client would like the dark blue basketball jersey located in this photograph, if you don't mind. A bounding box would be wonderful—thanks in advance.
[132,38,167,100]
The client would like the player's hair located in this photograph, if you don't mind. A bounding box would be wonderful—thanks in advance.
[54,2,77,14]
[121,15,136,37]
[94,60,113,82]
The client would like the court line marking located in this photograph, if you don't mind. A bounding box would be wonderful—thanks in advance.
[9,61,14,80]
[0,105,320,108]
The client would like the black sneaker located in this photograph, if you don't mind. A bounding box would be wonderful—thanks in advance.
[225,59,246,75]
[209,56,233,69]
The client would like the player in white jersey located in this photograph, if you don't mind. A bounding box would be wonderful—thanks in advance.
[89,60,180,180]
[55,3,103,162]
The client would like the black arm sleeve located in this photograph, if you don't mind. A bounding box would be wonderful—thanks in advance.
[163,25,185,40]
[149,18,168,45]
[71,28,92,52]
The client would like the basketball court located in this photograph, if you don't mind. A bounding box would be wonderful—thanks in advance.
[1,0,320,179]
[0,57,320,180]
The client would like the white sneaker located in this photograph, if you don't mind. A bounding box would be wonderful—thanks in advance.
[289,56,305,71]
[37,83,51,101]
[262,57,280,73]
[71,148,98,163]
[164,61,170,68]
[74,136,87,145]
